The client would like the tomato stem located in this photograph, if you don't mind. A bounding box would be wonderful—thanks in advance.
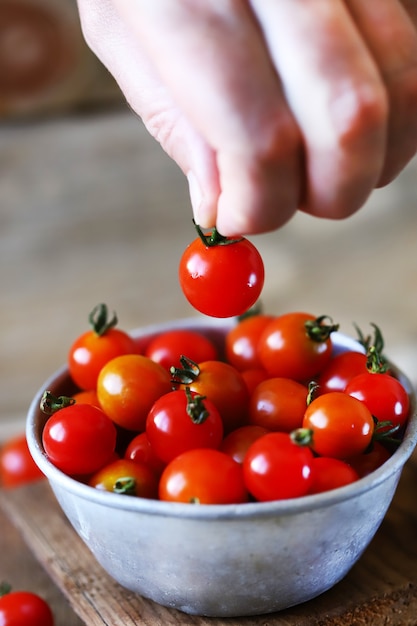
[40,391,76,415]
[306,382,320,405]
[290,428,314,447]
[0,582,11,597]
[170,355,200,385]
[89,303,118,336]
[184,386,210,424]
[193,220,242,247]
[304,316,339,342]
[113,477,137,495]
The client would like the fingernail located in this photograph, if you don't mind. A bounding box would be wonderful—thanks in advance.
[187,171,203,223]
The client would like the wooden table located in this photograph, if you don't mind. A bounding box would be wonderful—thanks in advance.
[1,108,417,624]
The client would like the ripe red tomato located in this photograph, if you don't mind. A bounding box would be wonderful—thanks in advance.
[308,457,359,494]
[302,392,374,459]
[345,372,410,433]
[0,434,44,488]
[42,400,117,476]
[244,432,314,501]
[248,377,308,432]
[348,441,391,478]
[258,312,338,382]
[145,328,218,371]
[146,388,224,464]
[124,432,166,477]
[97,354,172,431]
[68,304,135,390]
[159,448,248,504]
[179,225,264,318]
[316,350,368,395]
[0,585,54,626]
[225,314,274,371]
[89,458,158,498]
[171,357,249,434]
[71,389,101,407]
[241,368,270,396]
[220,425,269,464]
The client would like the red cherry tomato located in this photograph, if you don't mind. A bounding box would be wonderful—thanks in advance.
[124,432,166,477]
[71,389,101,407]
[179,225,264,318]
[248,377,308,432]
[220,425,269,464]
[0,585,54,626]
[159,448,248,504]
[41,398,117,476]
[241,368,270,396]
[243,432,314,501]
[345,372,410,433]
[89,458,158,498]
[68,304,135,390]
[348,441,391,478]
[302,392,374,459]
[97,354,172,431]
[146,388,224,464]
[308,457,359,494]
[316,350,368,395]
[0,434,44,488]
[171,357,249,434]
[145,328,218,371]
[225,314,274,371]
[258,313,338,382]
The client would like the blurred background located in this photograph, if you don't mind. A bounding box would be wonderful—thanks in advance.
[1,0,417,438]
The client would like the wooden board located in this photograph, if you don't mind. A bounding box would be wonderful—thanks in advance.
[1,448,417,626]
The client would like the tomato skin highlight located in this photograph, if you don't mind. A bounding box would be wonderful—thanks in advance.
[97,354,172,431]
[179,234,264,318]
[146,388,224,464]
[0,590,54,626]
[316,350,368,395]
[42,403,117,476]
[243,432,314,501]
[258,312,335,382]
[345,372,410,432]
[124,432,166,477]
[0,434,44,488]
[159,448,249,504]
[225,314,274,371]
[220,425,269,464]
[302,392,375,459]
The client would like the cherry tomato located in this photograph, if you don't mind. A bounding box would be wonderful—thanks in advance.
[159,448,248,504]
[225,314,274,371]
[258,313,338,382]
[89,458,158,498]
[171,357,249,434]
[0,434,44,488]
[97,354,172,431]
[71,389,101,407]
[243,432,314,501]
[145,328,218,371]
[68,304,135,390]
[42,398,117,476]
[316,350,368,395]
[220,425,269,464]
[348,441,391,478]
[302,392,374,459]
[241,368,270,396]
[146,388,224,464]
[345,372,410,433]
[179,224,264,318]
[248,377,308,432]
[0,584,54,626]
[124,432,166,477]
[308,457,359,494]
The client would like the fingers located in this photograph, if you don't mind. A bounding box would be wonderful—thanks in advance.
[345,0,417,186]
[250,0,389,220]
[84,0,303,235]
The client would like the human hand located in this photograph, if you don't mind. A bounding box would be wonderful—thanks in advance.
[77,0,417,236]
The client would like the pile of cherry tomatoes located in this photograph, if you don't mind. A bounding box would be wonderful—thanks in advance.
[36,303,410,505]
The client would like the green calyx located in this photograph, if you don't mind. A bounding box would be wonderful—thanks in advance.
[89,303,118,336]
[170,355,200,385]
[193,220,242,247]
[113,477,137,495]
[184,386,209,425]
[40,390,75,415]
[305,315,339,342]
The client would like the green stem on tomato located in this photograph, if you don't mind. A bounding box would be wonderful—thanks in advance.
[0,582,11,597]
[113,477,137,495]
[184,386,209,424]
[170,355,201,385]
[40,391,75,415]
[88,303,118,336]
[193,220,242,247]
[304,315,339,342]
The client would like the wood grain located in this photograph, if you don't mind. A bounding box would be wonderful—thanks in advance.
[1,447,416,625]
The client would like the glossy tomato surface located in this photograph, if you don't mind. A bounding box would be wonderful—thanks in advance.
[0,434,44,488]
[145,328,218,371]
[89,458,158,498]
[0,589,54,626]
[179,232,264,318]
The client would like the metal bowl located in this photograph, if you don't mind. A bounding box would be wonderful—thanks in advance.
[26,317,417,617]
